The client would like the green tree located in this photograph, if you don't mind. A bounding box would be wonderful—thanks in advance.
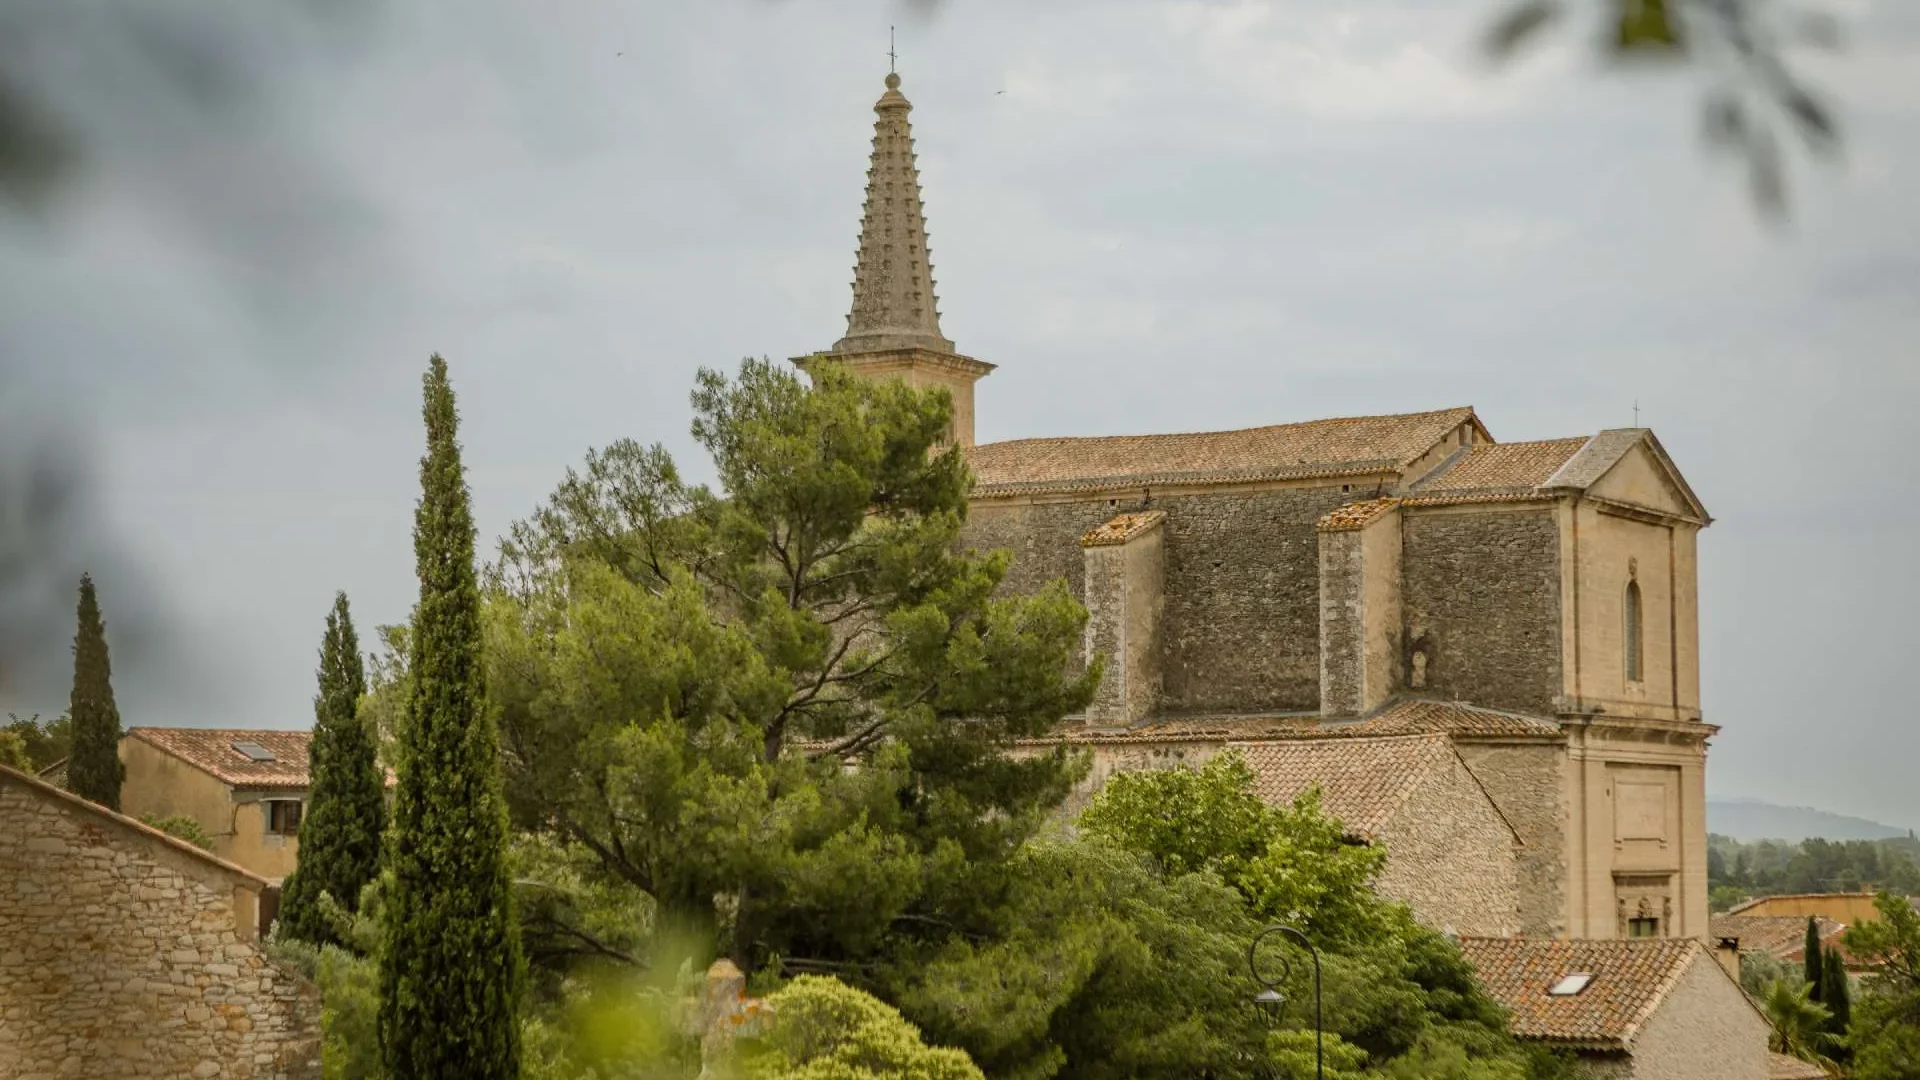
[1762,978,1836,1068]
[1823,948,1852,1046]
[1841,892,1920,1080]
[378,355,524,1079]
[64,573,123,810]
[0,728,28,771]
[747,976,983,1080]
[486,359,1096,976]
[1031,751,1554,1080]
[1806,917,1825,1001]
[1078,752,1390,946]
[279,592,387,948]
[2,713,71,771]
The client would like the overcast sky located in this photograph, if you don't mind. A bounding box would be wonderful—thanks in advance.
[1,0,1914,824]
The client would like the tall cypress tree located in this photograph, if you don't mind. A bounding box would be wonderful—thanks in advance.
[378,355,522,1079]
[1823,947,1852,1042]
[1805,916,1825,1000]
[65,574,123,810]
[278,592,384,947]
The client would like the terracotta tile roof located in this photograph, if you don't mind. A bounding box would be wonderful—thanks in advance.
[1710,915,1847,961]
[1014,716,1322,747]
[1080,510,1167,547]
[1770,1052,1834,1079]
[1411,438,1591,496]
[1013,700,1560,749]
[1227,734,1457,839]
[1332,699,1564,740]
[1317,498,1401,532]
[966,407,1479,496]
[128,727,316,790]
[1457,937,1705,1048]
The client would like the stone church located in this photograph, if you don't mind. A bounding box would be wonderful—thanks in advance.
[795,72,1716,943]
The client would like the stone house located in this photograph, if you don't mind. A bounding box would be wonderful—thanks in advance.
[1459,936,1770,1079]
[0,762,320,1079]
[120,727,327,884]
[796,68,1718,946]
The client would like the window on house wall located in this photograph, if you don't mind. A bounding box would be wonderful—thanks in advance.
[1627,916,1660,938]
[1624,579,1644,684]
[266,799,303,837]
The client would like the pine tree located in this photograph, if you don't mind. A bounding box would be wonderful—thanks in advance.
[378,355,522,1079]
[1823,947,1852,1043]
[64,574,123,810]
[1805,916,1825,1001]
[277,592,384,947]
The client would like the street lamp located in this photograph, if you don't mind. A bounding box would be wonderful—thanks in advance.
[1248,923,1322,1080]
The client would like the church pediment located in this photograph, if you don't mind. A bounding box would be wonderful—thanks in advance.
[1562,432,1710,524]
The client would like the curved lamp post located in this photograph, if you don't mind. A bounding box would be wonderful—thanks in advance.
[1248,923,1322,1080]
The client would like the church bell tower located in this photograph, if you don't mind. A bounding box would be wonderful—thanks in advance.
[794,71,993,447]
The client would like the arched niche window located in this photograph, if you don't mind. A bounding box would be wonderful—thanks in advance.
[1624,578,1644,684]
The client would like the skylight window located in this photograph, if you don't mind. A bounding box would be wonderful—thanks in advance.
[1547,973,1594,997]
[232,741,276,763]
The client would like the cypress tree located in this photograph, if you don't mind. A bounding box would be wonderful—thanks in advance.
[278,592,384,947]
[1805,916,1824,1000]
[64,574,123,810]
[378,355,522,1079]
[1823,947,1851,1041]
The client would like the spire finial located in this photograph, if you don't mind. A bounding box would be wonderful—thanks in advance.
[888,25,897,75]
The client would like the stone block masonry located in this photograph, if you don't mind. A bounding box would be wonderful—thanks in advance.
[0,766,320,1079]
[1401,507,1563,716]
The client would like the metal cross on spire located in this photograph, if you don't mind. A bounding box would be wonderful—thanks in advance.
[1633,399,1641,426]
[888,25,897,73]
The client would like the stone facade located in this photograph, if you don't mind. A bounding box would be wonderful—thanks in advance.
[1400,505,1564,717]
[1617,951,1771,1080]
[1454,740,1570,937]
[968,483,1365,716]
[1367,752,1520,938]
[1080,512,1167,726]
[0,766,320,1079]
[1318,499,1403,718]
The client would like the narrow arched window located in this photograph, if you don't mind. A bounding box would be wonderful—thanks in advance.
[1624,580,1644,684]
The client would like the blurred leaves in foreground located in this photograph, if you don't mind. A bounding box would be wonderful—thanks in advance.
[1485,0,1845,218]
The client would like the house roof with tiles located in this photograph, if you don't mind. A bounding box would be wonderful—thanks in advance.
[1456,937,1717,1050]
[128,728,318,790]
[1710,914,1847,962]
[1226,733,1499,841]
[127,727,397,792]
[966,407,1485,496]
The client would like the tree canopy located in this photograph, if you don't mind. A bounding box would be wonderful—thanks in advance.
[486,359,1097,974]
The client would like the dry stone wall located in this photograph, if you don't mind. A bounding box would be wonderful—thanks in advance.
[0,773,320,1079]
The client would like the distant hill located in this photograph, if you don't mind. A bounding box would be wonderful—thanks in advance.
[1708,797,1913,843]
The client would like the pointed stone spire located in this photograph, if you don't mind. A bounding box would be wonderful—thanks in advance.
[834,72,955,354]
